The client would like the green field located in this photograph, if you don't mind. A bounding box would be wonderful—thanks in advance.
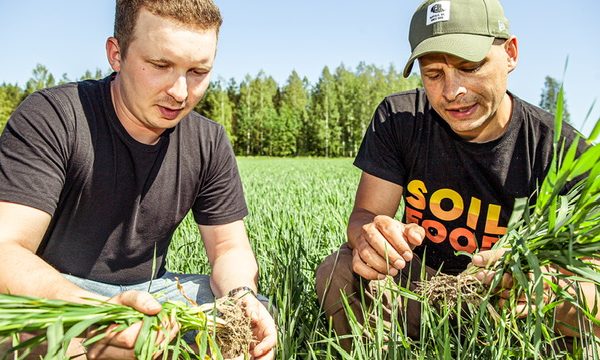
[167,157,599,359]
[167,157,358,358]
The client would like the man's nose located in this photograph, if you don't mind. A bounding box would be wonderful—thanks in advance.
[442,71,467,102]
[167,75,188,104]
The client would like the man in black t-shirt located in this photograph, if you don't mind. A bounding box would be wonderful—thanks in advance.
[316,0,597,350]
[0,1,276,359]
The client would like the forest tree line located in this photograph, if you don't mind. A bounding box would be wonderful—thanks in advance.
[0,64,568,157]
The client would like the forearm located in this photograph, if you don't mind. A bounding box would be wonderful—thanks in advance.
[347,208,377,249]
[0,242,104,303]
[201,220,260,298]
[554,279,600,337]
[209,246,259,297]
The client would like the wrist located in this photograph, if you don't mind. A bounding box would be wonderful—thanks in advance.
[227,286,257,299]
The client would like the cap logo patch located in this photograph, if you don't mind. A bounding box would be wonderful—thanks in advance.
[426,1,450,25]
[498,20,506,32]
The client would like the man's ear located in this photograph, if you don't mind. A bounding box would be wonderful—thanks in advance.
[505,36,518,74]
[106,37,122,72]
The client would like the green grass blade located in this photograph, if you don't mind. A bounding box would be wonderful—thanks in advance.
[134,315,156,360]
[553,85,565,146]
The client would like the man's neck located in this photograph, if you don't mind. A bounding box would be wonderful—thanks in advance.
[466,92,514,144]
[110,76,163,145]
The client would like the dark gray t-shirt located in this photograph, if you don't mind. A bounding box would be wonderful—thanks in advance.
[355,89,582,275]
[0,75,248,284]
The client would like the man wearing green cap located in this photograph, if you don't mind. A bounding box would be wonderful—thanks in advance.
[315,0,595,351]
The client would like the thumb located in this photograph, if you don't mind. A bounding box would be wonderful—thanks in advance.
[109,290,162,315]
[403,223,425,248]
[472,248,507,268]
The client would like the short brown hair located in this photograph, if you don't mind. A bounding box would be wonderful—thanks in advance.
[114,0,223,58]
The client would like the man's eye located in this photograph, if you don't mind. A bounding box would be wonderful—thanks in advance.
[151,63,168,69]
[424,73,441,80]
[463,65,482,73]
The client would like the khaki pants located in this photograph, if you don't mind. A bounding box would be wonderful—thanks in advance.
[315,243,437,351]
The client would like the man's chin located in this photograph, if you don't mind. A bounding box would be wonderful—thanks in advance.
[447,120,489,140]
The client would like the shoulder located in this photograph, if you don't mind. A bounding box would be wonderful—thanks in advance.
[182,111,226,136]
[19,83,79,114]
[512,94,581,142]
[513,95,554,129]
[178,111,231,152]
[380,88,428,116]
[8,83,80,136]
[19,79,105,124]
[369,88,429,127]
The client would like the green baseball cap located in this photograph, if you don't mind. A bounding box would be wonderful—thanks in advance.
[403,0,510,77]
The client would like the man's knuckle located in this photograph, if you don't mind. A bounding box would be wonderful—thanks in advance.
[361,223,372,233]
[356,241,368,252]
[359,247,371,261]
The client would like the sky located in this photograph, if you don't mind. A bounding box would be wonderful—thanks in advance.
[0,1,598,135]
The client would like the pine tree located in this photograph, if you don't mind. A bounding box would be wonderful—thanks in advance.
[25,64,56,95]
[235,72,278,155]
[539,75,571,124]
[0,83,25,133]
[277,71,309,156]
[309,67,340,156]
[198,79,235,142]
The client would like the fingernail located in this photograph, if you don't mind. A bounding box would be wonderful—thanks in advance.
[473,255,482,264]
[394,259,405,269]
[389,267,398,277]
[410,229,422,239]
[402,251,413,261]
[377,274,386,280]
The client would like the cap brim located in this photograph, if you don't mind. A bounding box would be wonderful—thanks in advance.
[402,34,495,77]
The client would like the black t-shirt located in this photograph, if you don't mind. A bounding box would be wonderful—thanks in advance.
[354,89,582,275]
[0,75,248,284]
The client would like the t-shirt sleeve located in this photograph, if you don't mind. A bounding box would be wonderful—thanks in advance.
[353,98,407,186]
[192,126,248,225]
[0,91,70,215]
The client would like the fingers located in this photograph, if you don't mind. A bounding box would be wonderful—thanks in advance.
[352,248,387,280]
[403,222,425,248]
[86,322,141,360]
[252,333,277,359]
[86,291,177,360]
[474,269,512,289]
[241,297,277,359]
[352,216,425,279]
[87,343,137,360]
[254,348,276,360]
[493,271,553,319]
[108,290,162,315]
[372,216,412,260]
[91,322,143,349]
[471,248,507,268]
[498,295,530,318]
[360,220,405,271]
[87,316,178,360]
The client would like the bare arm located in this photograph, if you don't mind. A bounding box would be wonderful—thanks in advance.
[474,251,600,337]
[0,201,175,359]
[347,172,425,280]
[200,220,258,296]
[200,220,276,359]
[0,201,102,302]
[554,274,600,337]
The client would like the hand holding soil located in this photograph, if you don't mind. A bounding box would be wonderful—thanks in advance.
[352,215,425,280]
